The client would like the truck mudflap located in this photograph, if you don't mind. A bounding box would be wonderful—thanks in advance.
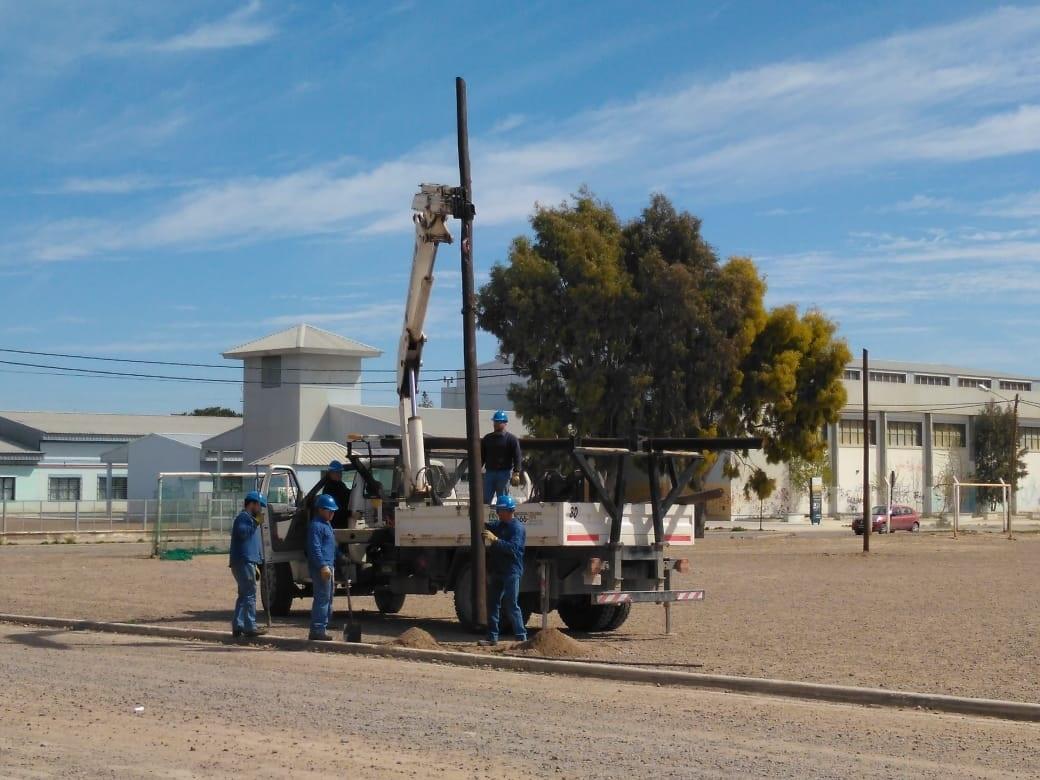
[593,589,705,604]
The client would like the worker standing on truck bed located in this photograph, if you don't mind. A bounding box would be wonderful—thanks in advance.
[481,410,522,505]
[303,460,352,527]
[229,491,268,639]
[307,494,346,641]
[479,494,528,646]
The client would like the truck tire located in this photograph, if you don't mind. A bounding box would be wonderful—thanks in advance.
[557,600,617,632]
[261,562,295,618]
[601,601,631,631]
[374,590,406,614]
[453,564,531,635]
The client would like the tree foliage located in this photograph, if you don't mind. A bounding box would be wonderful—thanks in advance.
[477,191,850,498]
[972,400,1027,506]
[184,407,241,418]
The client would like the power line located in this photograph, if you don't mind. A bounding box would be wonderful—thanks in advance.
[0,346,521,377]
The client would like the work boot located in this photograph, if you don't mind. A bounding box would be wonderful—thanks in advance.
[477,638,497,647]
[232,627,242,638]
[309,630,334,641]
[242,627,268,638]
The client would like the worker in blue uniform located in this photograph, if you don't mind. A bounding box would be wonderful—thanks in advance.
[307,493,346,641]
[479,494,528,646]
[229,490,268,638]
[303,460,352,527]
[481,410,523,505]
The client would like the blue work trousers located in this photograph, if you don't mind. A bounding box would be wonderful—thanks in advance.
[487,572,527,642]
[483,469,512,505]
[309,564,334,634]
[231,559,258,632]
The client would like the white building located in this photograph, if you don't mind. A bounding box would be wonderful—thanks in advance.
[0,412,240,503]
[440,358,517,411]
[708,359,1040,520]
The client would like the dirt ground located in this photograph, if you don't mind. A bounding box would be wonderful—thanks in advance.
[0,532,1038,702]
[1,625,1038,779]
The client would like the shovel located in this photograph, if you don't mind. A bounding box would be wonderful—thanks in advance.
[343,578,362,643]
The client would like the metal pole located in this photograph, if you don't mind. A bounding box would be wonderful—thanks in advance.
[457,76,487,630]
[1011,393,1019,521]
[664,565,673,636]
[2,500,5,536]
[539,560,549,630]
[74,501,80,532]
[862,349,870,553]
[953,479,959,539]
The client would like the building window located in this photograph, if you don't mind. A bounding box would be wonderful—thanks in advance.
[999,380,1032,392]
[958,377,991,389]
[869,371,907,384]
[887,421,922,447]
[843,369,861,381]
[933,423,966,449]
[0,477,14,501]
[1020,427,1040,452]
[839,419,877,446]
[915,374,950,387]
[261,356,282,388]
[48,477,81,501]
[97,476,128,500]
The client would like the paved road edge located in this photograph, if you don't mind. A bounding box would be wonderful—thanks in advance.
[2,613,1037,723]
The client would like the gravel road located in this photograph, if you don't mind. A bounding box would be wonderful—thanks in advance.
[0,532,1037,701]
[0,624,1037,779]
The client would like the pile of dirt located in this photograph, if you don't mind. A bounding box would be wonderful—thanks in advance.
[392,627,441,650]
[514,628,589,658]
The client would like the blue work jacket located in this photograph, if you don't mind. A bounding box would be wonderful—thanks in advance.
[486,518,525,577]
[307,517,340,568]
[229,510,263,565]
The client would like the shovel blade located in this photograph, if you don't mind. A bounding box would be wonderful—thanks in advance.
[344,623,362,643]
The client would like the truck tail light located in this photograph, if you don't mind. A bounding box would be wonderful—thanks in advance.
[586,557,603,575]
[672,558,690,574]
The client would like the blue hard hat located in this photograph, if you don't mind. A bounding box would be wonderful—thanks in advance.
[492,410,509,423]
[495,494,516,512]
[316,494,339,512]
[245,490,267,508]
[328,460,345,473]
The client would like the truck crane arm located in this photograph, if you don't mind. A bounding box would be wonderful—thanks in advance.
[398,184,463,497]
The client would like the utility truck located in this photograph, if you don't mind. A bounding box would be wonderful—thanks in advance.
[258,183,760,633]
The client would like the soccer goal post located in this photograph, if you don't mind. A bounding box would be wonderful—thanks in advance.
[153,471,261,559]
[951,477,1012,539]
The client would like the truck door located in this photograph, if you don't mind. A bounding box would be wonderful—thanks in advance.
[264,467,304,552]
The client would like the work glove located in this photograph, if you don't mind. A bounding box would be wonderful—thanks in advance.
[482,530,498,545]
[320,566,332,582]
[510,472,522,487]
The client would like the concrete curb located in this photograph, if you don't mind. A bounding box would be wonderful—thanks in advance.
[2,613,1038,723]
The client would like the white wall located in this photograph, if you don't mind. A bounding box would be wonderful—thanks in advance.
[127,437,201,500]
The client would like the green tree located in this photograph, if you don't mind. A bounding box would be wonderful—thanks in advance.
[972,400,1026,507]
[477,191,850,499]
[184,407,241,417]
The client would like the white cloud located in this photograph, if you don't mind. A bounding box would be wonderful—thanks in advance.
[882,195,955,213]
[131,1,277,53]
[13,6,1040,264]
[49,175,163,195]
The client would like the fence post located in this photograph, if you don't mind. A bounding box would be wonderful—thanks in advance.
[75,501,80,532]
[2,500,6,536]
[143,499,149,534]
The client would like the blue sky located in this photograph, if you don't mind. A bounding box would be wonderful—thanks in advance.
[2,1,1040,413]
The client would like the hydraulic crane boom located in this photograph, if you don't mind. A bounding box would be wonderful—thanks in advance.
[398,184,458,497]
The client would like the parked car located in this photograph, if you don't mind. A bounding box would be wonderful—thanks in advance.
[852,505,920,534]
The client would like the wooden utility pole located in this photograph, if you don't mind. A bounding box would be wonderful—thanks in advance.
[456,77,487,629]
[863,349,871,553]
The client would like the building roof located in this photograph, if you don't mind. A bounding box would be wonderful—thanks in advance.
[845,359,1038,383]
[0,435,42,464]
[0,411,241,440]
[332,405,528,437]
[222,324,382,359]
[201,425,243,452]
[250,441,352,467]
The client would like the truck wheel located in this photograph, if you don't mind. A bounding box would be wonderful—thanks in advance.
[374,590,406,614]
[601,601,631,631]
[452,564,478,631]
[557,600,617,632]
[453,566,532,634]
[261,562,295,618]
